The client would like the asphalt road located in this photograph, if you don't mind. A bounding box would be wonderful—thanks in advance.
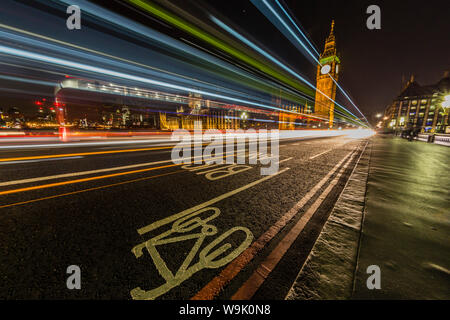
[0,134,368,299]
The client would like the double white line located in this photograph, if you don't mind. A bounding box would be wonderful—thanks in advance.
[231,143,366,299]
[192,143,364,300]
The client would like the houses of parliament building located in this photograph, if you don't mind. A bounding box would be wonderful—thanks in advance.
[54,22,342,131]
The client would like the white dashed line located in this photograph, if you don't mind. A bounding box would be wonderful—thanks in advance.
[309,149,333,160]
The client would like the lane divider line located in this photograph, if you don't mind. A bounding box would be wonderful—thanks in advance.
[309,148,333,160]
[277,157,293,164]
[0,156,84,165]
[137,168,291,235]
[0,163,181,196]
[0,146,176,162]
[191,147,357,300]
[0,142,244,163]
[0,152,289,209]
[0,170,183,209]
[285,141,369,299]
[231,145,363,300]
[0,148,267,206]
[0,149,251,187]
[0,139,176,149]
[0,159,176,187]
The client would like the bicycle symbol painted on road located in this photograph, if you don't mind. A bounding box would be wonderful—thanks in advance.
[130,207,253,300]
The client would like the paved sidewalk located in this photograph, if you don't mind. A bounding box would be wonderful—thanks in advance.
[353,135,449,299]
[287,135,449,300]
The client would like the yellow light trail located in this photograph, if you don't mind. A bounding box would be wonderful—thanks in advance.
[127,0,315,97]
[0,23,306,111]
[0,23,217,93]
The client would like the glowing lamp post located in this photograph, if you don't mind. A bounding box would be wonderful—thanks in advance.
[240,112,248,129]
[442,95,450,133]
[442,95,450,110]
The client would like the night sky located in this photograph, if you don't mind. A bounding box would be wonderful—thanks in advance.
[201,0,449,117]
[1,0,448,119]
[288,0,450,117]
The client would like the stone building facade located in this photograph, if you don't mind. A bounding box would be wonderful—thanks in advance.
[383,73,450,133]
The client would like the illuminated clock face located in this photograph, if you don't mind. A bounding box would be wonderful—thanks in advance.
[320,64,331,74]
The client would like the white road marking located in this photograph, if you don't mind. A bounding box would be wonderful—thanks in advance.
[192,145,361,300]
[0,139,173,149]
[277,157,293,164]
[131,207,253,300]
[203,165,253,181]
[0,156,84,165]
[309,149,333,160]
[98,142,196,150]
[232,144,363,299]
[0,149,258,187]
[137,167,291,235]
[0,159,175,187]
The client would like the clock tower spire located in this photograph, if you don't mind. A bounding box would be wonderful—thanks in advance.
[314,20,340,128]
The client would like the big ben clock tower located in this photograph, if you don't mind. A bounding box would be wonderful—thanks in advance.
[314,20,340,128]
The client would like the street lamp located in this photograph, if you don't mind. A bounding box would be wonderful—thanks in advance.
[441,95,450,133]
[442,95,450,109]
[240,112,248,129]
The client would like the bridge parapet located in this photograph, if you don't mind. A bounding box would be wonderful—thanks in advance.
[433,134,450,146]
